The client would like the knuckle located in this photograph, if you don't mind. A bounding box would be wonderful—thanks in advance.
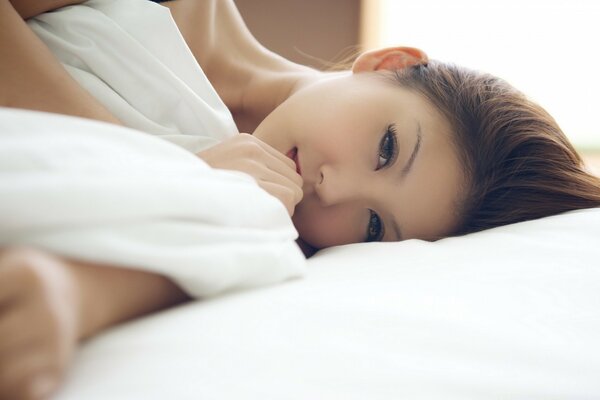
[240,141,263,157]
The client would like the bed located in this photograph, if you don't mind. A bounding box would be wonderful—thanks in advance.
[4,1,599,397]
[53,204,600,399]
[2,106,598,399]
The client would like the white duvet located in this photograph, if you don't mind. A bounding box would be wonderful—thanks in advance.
[27,0,235,153]
[0,0,307,297]
[0,108,305,298]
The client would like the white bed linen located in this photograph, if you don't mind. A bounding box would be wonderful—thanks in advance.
[7,0,309,297]
[28,0,238,153]
[0,108,305,298]
[55,207,600,399]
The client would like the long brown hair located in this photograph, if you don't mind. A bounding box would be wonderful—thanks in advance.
[391,60,600,236]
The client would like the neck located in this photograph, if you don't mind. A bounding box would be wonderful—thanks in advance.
[209,44,322,133]
[233,66,315,133]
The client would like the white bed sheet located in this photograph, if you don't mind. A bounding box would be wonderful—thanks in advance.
[55,207,600,400]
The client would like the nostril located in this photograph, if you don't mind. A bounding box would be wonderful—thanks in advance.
[319,172,324,184]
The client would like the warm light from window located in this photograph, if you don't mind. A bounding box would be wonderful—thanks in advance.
[366,0,600,150]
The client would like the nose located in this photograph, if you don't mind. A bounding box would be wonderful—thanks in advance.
[315,164,368,207]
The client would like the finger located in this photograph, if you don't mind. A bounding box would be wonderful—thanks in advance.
[263,152,303,189]
[260,181,303,216]
[239,134,299,177]
[200,135,303,188]
[251,160,303,195]
[241,143,303,189]
[249,161,303,202]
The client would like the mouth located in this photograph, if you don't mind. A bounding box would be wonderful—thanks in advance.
[286,147,301,175]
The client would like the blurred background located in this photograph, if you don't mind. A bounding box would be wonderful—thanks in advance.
[235,0,600,173]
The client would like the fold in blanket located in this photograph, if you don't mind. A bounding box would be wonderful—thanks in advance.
[28,0,239,154]
[0,109,306,298]
[5,0,307,296]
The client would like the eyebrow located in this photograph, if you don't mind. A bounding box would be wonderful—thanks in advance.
[401,122,422,178]
[391,122,423,241]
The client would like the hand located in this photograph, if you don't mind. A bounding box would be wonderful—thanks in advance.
[0,248,79,400]
[197,133,303,216]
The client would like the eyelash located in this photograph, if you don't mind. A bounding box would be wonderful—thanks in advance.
[376,124,398,171]
[366,124,398,242]
[366,210,383,242]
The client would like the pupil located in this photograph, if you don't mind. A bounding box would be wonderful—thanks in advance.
[382,134,392,158]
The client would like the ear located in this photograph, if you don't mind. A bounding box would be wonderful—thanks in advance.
[351,47,428,73]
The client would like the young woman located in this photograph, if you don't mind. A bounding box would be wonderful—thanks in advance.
[1,0,599,398]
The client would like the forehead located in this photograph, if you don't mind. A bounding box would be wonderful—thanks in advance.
[347,73,447,126]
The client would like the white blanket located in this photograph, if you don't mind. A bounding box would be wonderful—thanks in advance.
[0,108,306,298]
[5,0,307,296]
[28,0,238,154]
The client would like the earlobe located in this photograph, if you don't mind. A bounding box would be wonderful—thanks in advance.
[352,47,428,73]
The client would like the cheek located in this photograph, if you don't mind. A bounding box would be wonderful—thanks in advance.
[292,199,363,249]
[291,98,361,153]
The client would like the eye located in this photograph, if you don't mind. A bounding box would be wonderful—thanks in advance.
[376,124,399,171]
[366,209,385,242]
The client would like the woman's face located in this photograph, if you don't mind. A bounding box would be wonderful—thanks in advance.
[253,71,464,249]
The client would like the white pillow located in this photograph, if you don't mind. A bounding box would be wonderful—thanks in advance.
[57,207,600,399]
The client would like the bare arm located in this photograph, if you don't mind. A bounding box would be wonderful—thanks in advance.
[0,248,190,399]
[0,0,120,124]
[67,257,190,341]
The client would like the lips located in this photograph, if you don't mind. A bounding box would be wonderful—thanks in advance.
[286,147,301,175]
